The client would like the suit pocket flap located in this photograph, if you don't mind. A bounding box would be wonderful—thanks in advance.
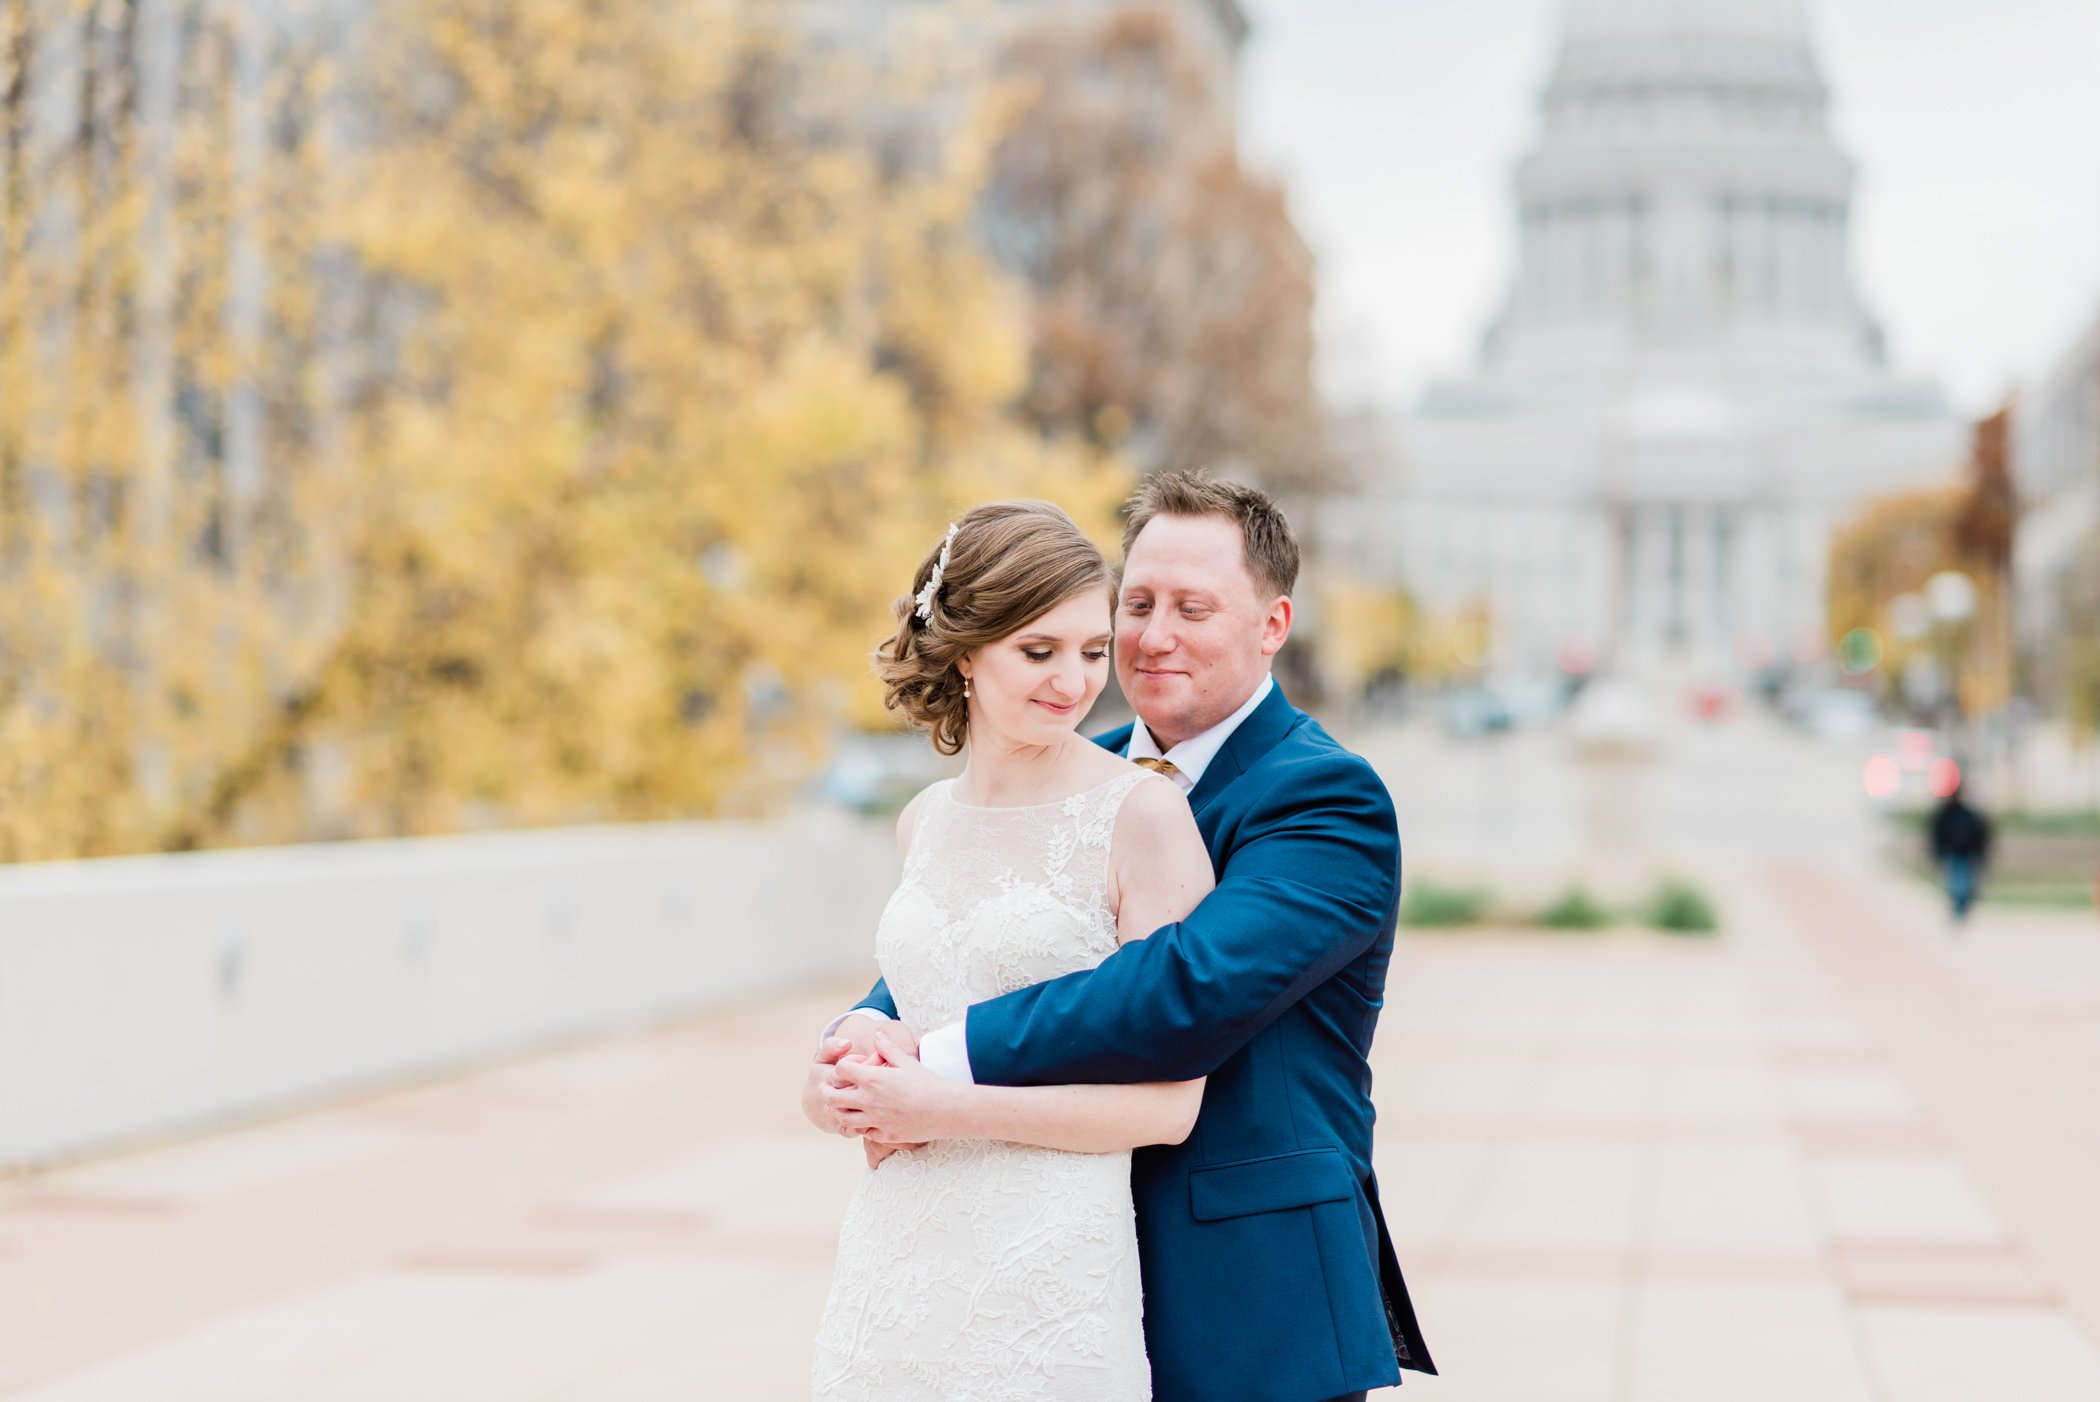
[1188,1148,1356,1222]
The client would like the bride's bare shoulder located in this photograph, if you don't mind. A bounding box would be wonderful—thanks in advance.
[1049,734,1133,786]
[1110,769,1205,855]
[893,779,949,858]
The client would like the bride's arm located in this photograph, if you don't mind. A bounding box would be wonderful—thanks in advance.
[828,1039,1200,1152]
[800,789,929,1139]
[1107,773,1216,946]
[827,775,1214,1154]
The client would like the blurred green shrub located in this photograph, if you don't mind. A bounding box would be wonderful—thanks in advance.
[1399,881,1492,928]
[1537,887,1610,930]
[1648,880,1720,934]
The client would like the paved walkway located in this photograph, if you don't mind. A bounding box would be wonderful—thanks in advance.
[1371,871,2100,1402]
[5,721,2099,1400]
[0,985,866,1400]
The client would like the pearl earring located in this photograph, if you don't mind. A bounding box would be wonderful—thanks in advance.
[964,680,972,700]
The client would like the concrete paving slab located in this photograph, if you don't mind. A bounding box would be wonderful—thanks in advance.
[1813,1158,2010,1245]
[1393,1279,1623,1402]
[1862,1304,2100,1402]
[1624,1281,1876,1402]
[1646,1140,1824,1258]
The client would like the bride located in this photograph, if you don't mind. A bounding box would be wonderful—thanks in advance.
[805,500,1213,1401]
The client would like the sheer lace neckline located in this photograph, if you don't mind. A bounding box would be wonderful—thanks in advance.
[940,769,1136,813]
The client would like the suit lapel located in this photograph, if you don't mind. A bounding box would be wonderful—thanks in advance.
[1090,690,1298,820]
[1186,682,1299,818]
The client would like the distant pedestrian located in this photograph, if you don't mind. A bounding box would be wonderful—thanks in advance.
[1929,784,1992,922]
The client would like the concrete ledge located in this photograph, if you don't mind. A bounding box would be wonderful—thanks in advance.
[0,816,899,1170]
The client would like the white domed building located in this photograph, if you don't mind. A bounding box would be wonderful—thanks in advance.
[1380,0,1960,682]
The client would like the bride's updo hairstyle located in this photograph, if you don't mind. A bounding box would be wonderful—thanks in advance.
[876,500,1116,756]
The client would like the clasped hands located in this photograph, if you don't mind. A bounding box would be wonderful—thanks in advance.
[803,1015,956,1169]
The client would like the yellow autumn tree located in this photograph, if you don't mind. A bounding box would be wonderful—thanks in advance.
[0,0,1127,858]
[223,0,1125,840]
[1827,411,2014,718]
[0,5,341,860]
[989,5,1325,490]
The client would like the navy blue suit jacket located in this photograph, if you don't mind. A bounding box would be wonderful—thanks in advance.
[854,685,1434,1402]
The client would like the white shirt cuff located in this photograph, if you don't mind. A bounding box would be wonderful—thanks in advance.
[820,1007,894,1046]
[917,1019,975,1085]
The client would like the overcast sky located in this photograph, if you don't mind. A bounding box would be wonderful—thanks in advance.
[1237,0,2100,417]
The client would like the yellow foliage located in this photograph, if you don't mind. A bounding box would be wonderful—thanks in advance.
[0,6,340,859]
[1827,481,2010,715]
[1826,487,1965,653]
[291,0,1129,835]
[1319,583,1417,690]
[0,0,1128,857]
[1399,602,1496,683]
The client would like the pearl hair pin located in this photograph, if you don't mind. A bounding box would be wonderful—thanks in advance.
[915,524,959,622]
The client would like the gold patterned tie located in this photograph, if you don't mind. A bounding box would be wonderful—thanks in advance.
[1132,757,1183,782]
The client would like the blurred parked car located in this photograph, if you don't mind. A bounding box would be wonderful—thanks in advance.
[1496,674,1568,727]
[1440,686,1513,738]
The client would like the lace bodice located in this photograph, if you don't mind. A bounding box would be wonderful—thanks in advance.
[813,768,1161,1402]
[877,772,1147,1034]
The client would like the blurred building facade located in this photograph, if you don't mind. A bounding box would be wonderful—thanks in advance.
[792,0,1245,135]
[1353,0,1960,683]
[2012,311,2100,720]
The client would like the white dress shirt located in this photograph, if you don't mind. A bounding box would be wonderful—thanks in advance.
[829,675,1275,1086]
[1121,674,1272,795]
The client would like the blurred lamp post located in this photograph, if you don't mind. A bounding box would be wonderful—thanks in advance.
[1889,592,1930,641]
[1925,569,1977,735]
[1889,592,1932,716]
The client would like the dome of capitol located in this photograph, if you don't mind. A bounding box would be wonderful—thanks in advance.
[1561,0,1810,45]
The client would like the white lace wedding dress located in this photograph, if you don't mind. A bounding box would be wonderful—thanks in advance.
[812,770,1158,1402]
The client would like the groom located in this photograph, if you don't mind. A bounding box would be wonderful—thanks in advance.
[814,472,1435,1402]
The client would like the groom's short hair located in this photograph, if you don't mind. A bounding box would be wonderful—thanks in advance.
[1121,471,1300,600]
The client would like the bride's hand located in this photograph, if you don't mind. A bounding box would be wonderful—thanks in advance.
[824,1033,961,1146]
